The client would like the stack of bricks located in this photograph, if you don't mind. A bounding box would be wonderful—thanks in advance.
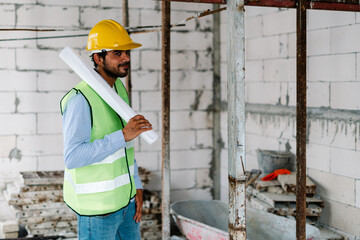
[4,171,77,238]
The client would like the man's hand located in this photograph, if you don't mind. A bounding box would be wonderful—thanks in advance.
[134,189,143,223]
[122,115,152,142]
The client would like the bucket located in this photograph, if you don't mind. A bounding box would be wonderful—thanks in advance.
[257,149,291,173]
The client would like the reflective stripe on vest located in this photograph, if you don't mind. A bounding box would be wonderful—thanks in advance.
[64,165,134,195]
[90,141,134,166]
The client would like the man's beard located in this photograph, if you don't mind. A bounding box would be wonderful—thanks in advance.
[103,60,129,79]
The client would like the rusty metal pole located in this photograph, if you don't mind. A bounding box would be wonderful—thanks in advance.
[296,0,307,238]
[227,0,246,239]
[123,0,132,105]
[161,1,171,240]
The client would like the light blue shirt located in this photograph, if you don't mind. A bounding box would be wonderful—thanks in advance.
[62,93,142,189]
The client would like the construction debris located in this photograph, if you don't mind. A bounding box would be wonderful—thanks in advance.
[247,170,345,240]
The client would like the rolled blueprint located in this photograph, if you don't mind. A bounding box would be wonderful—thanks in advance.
[59,46,158,145]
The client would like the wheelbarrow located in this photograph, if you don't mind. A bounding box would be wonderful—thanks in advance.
[171,200,320,240]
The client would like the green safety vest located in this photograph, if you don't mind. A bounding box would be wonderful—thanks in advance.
[60,79,136,216]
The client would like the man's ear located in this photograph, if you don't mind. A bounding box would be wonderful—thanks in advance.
[93,53,103,67]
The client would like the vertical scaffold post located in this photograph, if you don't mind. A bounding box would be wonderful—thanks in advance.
[296,0,307,238]
[123,0,132,105]
[161,1,171,240]
[227,0,246,239]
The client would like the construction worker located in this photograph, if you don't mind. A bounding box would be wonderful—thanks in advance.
[60,19,152,240]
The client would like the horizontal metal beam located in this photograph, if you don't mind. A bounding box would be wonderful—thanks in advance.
[159,0,360,11]
[159,0,227,4]
[245,0,360,11]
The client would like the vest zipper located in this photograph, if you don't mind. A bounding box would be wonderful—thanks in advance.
[114,81,134,201]
[119,118,134,201]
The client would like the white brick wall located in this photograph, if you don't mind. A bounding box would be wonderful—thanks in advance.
[37,155,65,171]
[38,0,98,6]
[356,180,360,208]
[0,114,36,135]
[0,5,15,26]
[308,54,356,82]
[38,71,81,91]
[263,58,295,82]
[139,9,161,27]
[0,136,16,158]
[16,49,68,70]
[307,82,330,108]
[0,49,15,69]
[170,111,212,130]
[330,148,360,179]
[308,169,355,206]
[246,36,280,60]
[245,60,263,81]
[38,113,63,134]
[308,10,355,30]
[320,199,360,236]
[331,24,360,54]
[308,29,331,56]
[245,16,262,39]
[171,170,196,189]
[170,149,212,170]
[0,71,37,91]
[17,5,79,27]
[0,157,38,173]
[263,10,296,36]
[247,82,281,105]
[0,93,16,113]
[17,92,65,113]
[18,135,63,156]
[171,188,212,202]
[196,169,212,188]
[331,82,360,110]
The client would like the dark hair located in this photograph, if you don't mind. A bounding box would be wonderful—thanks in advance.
[90,50,107,68]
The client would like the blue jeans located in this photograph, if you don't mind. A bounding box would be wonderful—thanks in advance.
[77,200,141,240]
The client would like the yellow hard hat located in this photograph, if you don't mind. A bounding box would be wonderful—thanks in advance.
[86,19,141,52]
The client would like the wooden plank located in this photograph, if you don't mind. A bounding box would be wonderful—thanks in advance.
[278,173,316,195]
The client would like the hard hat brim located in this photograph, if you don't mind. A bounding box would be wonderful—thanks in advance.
[86,42,142,52]
[113,42,142,50]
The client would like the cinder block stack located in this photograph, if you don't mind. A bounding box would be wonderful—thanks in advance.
[3,168,161,239]
[4,171,77,238]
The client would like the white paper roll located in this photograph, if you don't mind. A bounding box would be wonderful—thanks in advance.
[59,46,158,145]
